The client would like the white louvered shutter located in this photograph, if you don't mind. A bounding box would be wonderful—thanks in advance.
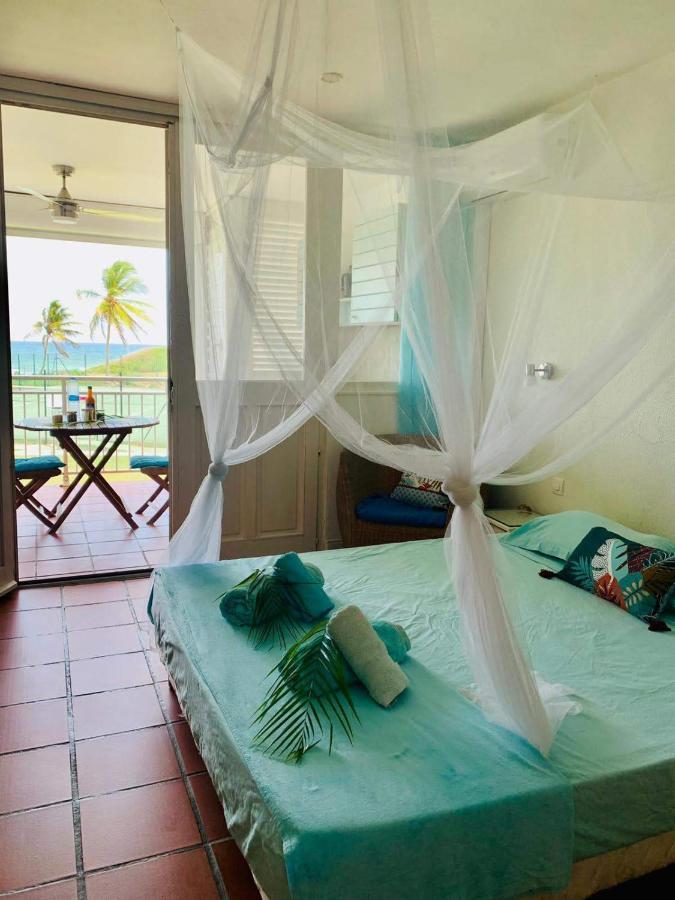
[250,220,305,379]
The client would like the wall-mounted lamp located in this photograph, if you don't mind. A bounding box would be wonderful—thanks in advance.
[525,362,554,380]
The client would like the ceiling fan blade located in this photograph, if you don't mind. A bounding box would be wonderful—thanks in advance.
[7,186,53,204]
[81,207,164,223]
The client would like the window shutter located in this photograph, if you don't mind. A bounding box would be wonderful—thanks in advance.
[250,220,305,380]
[346,205,403,325]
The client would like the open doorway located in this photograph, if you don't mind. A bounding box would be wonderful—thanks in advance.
[2,104,169,581]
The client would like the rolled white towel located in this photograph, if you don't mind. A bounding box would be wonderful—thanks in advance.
[327,605,409,708]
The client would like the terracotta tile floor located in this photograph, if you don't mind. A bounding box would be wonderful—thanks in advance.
[0,579,261,899]
[17,481,169,581]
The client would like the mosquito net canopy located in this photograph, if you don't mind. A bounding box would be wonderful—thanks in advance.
[169,0,675,754]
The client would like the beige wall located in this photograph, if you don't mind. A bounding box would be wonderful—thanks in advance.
[485,190,675,539]
[321,55,675,547]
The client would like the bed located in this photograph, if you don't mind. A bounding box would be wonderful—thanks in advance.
[150,535,675,900]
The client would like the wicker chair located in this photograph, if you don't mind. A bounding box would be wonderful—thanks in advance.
[337,435,488,548]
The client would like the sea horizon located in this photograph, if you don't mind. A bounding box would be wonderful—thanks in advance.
[11,340,165,376]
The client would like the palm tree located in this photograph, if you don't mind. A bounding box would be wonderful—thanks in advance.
[77,260,152,374]
[27,300,80,374]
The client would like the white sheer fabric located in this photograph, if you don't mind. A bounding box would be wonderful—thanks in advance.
[170,0,675,754]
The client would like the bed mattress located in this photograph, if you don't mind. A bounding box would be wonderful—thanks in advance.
[150,538,675,900]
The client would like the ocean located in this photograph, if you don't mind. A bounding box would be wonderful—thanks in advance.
[11,340,161,375]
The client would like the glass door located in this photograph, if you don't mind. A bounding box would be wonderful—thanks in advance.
[1,101,168,581]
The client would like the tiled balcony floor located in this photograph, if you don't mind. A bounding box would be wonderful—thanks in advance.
[0,579,261,899]
[17,480,169,581]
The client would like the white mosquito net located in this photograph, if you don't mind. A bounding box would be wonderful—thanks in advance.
[169,0,675,754]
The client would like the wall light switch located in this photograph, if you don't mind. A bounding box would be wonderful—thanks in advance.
[552,477,565,496]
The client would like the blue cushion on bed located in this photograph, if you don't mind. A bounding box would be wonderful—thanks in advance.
[356,494,446,529]
[15,456,64,474]
[130,454,169,469]
[546,527,675,629]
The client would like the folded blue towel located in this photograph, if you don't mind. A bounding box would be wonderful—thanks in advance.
[220,553,334,627]
[370,620,411,663]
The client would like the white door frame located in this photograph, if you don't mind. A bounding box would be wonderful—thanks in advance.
[0,74,184,584]
[0,108,17,595]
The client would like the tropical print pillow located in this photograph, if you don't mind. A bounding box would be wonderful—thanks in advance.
[545,527,675,630]
[391,471,449,510]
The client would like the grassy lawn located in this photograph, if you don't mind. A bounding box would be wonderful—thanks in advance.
[86,346,168,377]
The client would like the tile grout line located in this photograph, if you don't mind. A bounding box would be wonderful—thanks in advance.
[59,585,88,900]
[127,585,230,900]
[1,577,238,897]
[0,841,236,897]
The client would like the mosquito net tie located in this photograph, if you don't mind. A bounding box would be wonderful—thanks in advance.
[441,478,479,509]
[208,461,229,481]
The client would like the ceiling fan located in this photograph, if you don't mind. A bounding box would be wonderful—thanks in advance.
[7,164,164,225]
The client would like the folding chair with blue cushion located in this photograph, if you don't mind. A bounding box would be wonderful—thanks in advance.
[130,455,169,525]
[15,456,64,528]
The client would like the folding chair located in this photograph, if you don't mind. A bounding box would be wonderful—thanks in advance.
[15,456,64,529]
[131,455,169,526]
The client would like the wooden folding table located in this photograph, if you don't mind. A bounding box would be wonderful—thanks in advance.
[14,416,159,534]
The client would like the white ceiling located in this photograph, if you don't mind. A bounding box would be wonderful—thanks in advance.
[2,105,165,244]
[2,1,675,137]
[2,106,165,206]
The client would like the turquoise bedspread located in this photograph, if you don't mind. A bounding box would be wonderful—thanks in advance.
[150,539,675,900]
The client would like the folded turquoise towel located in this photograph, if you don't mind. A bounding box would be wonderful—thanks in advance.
[220,553,334,627]
[370,620,411,663]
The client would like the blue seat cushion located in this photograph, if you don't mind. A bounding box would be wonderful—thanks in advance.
[15,456,64,475]
[130,455,169,469]
[356,494,447,529]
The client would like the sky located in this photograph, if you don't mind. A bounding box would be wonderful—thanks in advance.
[7,236,167,345]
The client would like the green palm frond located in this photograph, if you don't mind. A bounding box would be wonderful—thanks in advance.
[252,621,360,763]
[89,309,103,340]
[247,577,304,650]
[78,260,153,370]
[27,300,81,370]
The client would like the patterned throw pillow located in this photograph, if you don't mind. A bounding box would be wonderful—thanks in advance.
[391,471,449,510]
[541,527,675,631]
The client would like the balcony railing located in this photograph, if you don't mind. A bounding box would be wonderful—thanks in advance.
[12,375,168,479]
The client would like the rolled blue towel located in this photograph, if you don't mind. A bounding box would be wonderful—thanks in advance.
[273,552,334,622]
[220,554,333,627]
[219,569,265,627]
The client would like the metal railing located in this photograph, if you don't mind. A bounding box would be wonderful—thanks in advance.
[12,375,168,479]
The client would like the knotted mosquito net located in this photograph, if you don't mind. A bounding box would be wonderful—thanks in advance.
[169,0,675,753]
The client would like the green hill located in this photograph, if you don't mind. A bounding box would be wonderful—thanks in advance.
[88,346,167,376]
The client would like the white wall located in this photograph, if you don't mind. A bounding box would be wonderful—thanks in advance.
[321,53,675,547]
[485,189,675,539]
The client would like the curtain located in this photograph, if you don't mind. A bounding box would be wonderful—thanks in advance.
[170,0,675,754]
